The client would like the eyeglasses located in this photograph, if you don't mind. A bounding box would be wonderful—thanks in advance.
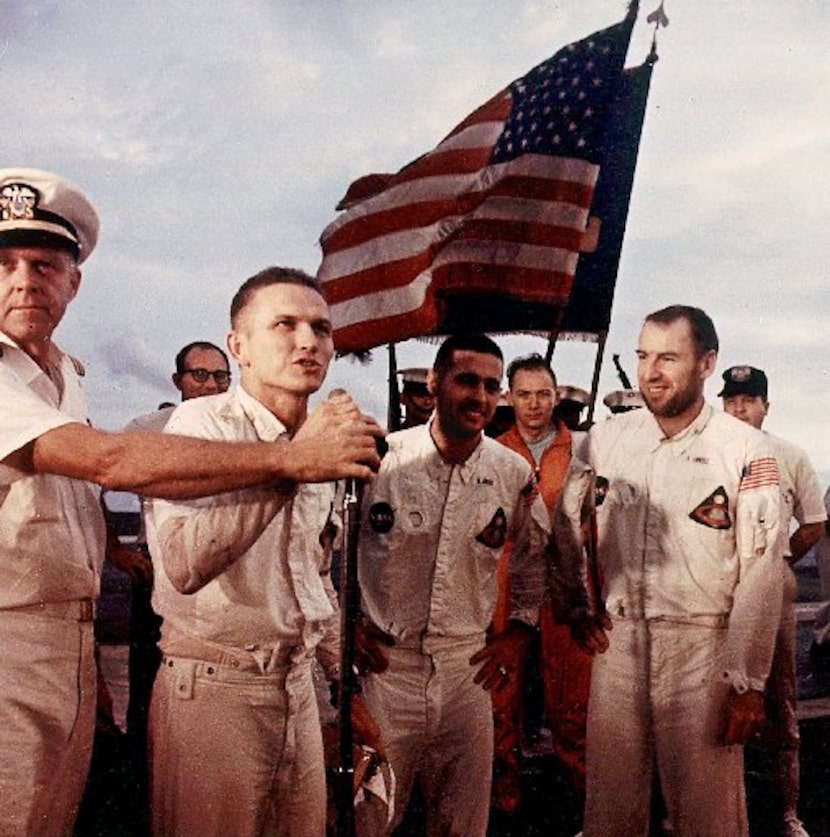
[182,368,231,384]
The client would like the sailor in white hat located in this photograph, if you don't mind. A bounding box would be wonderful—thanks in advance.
[398,366,435,427]
[602,388,645,414]
[553,384,590,432]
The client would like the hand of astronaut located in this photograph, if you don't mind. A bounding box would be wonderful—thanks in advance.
[106,542,154,585]
[354,621,394,675]
[569,611,613,655]
[287,394,386,483]
[720,688,765,745]
[469,621,534,692]
[351,693,387,760]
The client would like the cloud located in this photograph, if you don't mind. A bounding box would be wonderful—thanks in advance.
[2,1,828,477]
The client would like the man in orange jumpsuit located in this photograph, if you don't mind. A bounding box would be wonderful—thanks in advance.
[491,353,592,813]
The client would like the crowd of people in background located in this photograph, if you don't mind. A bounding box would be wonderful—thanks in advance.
[2,167,828,837]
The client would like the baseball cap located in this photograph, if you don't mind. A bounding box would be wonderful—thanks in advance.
[0,168,99,263]
[718,366,768,399]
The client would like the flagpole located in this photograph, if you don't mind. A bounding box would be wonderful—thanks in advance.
[585,331,608,425]
[387,343,401,431]
[544,329,560,365]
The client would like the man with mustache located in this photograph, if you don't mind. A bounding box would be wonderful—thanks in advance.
[356,333,551,836]
[567,305,784,836]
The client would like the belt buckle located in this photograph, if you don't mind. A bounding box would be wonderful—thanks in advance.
[78,599,94,622]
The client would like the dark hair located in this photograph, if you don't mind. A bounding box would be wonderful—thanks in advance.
[230,266,321,327]
[433,333,503,378]
[644,305,719,357]
[506,353,556,389]
[175,341,230,375]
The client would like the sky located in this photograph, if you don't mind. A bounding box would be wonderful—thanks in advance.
[2,1,829,480]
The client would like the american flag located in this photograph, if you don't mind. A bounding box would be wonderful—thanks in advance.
[318,14,636,354]
[739,457,780,492]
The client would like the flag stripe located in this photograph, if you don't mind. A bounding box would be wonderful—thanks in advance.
[323,218,584,306]
[321,156,597,267]
[323,152,597,242]
[433,262,575,302]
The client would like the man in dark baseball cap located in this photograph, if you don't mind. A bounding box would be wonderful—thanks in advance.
[720,362,825,837]
[718,365,768,401]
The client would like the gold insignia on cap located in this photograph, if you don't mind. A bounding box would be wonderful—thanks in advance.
[729,366,752,382]
[0,184,39,222]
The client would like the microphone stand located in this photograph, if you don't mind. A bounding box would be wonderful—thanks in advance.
[334,477,362,837]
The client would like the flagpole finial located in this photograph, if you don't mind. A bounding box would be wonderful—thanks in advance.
[646,1,669,29]
[645,0,668,62]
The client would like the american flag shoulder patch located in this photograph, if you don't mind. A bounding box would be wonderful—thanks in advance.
[739,457,779,492]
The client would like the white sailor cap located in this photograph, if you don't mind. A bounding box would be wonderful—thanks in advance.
[0,168,99,263]
[603,388,645,412]
[398,367,429,390]
[556,385,590,407]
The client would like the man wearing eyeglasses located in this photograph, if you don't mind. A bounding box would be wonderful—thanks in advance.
[125,341,231,437]
[0,168,382,834]
[110,339,232,829]
[173,341,232,400]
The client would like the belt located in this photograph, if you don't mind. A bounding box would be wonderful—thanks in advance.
[160,639,303,672]
[8,598,95,622]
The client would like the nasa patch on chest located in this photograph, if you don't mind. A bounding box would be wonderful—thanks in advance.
[368,502,394,534]
[688,486,732,530]
[476,507,507,549]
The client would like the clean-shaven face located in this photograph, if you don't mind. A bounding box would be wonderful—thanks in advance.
[0,246,80,348]
[723,393,768,430]
[508,367,556,435]
[229,282,333,400]
[175,346,231,400]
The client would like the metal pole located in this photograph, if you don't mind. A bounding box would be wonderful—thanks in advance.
[585,331,608,426]
[334,478,363,836]
[387,343,401,432]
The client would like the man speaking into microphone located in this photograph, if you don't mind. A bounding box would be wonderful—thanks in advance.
[146,266,383,836]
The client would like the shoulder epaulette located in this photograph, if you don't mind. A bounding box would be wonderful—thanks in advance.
[68,355,86,376]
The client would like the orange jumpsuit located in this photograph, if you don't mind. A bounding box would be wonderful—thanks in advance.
[491,421,592,810]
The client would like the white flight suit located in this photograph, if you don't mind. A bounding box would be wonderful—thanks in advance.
[574,405,783,837]
[358,423,550,836]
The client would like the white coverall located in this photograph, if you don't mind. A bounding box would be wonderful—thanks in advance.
[573,405,783,837]
[357,423,550,836]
